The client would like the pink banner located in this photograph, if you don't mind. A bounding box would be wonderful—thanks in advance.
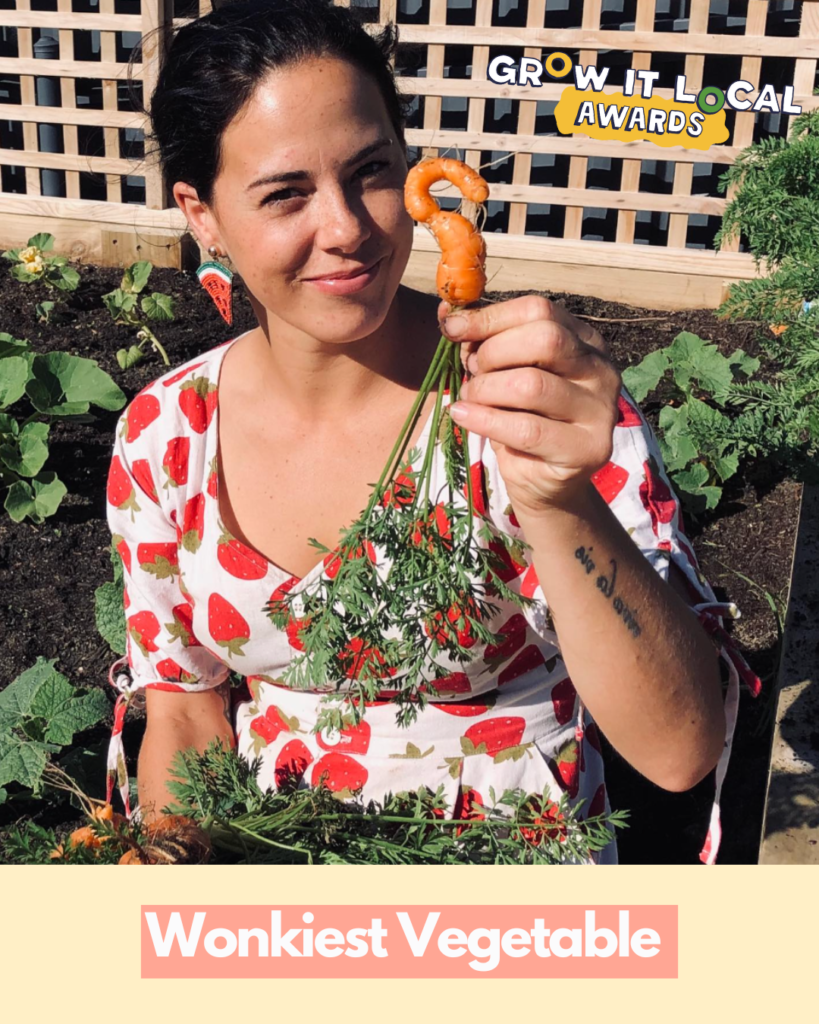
[141,904,677,978]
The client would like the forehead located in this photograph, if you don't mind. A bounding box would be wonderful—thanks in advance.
[218,57,394,182]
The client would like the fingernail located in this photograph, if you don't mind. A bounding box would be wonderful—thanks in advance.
[467,353,479,375]
[449,402,468,420]
[443,315,467,338]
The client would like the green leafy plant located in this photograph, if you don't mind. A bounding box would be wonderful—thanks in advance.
[715,110,819,276]
[711,108,819,490]
[0,658,110,806]
[94,541,126,656]
[0,734,627,864]
[623,331,759,511]
[102,261,175,369]
[160,742,627,865]
[1,233,81,293]
[34,300,70,326]
[0,331,126,522]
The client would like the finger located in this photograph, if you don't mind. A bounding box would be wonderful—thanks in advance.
[440,294,606,353]
[467,319,618,387]
[448,401,583,462]
[460,367,599,424]
[438,299,480,375]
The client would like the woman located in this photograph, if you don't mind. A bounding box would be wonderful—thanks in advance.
[106,0,749,864]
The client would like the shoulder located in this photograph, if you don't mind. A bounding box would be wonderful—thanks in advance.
[112,341,234,511]
[116,342,230,447]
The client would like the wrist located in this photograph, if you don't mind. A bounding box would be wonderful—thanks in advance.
[511,480,602,525]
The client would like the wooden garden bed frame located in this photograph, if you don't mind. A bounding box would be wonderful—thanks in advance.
[1,0,817,309]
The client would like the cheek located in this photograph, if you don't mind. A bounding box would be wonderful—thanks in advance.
[243,225,310,286]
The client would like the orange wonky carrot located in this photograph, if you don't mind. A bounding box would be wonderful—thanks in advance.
[404,157,489,306]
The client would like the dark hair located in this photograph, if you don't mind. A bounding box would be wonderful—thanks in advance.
[129,0,409,208]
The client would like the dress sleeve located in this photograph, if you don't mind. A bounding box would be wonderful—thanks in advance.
[481,387,761,865]
[105,401,229,817]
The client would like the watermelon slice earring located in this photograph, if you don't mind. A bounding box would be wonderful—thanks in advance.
[197,245,234,326]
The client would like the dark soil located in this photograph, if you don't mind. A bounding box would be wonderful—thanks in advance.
[0,263,800,864]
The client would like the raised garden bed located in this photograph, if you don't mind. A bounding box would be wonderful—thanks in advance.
[0,262,800,864]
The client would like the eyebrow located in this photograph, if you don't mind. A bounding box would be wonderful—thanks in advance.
[246,137,394,191]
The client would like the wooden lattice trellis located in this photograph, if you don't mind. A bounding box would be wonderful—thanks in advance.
[0,0,817,308]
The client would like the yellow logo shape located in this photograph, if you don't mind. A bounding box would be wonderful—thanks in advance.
[554,87,729,152]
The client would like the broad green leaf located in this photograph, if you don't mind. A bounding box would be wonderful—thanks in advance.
[27,232,54,251]
[686,396,731,433]
[6,473,67,523]
[0,732,48,790]
[1,248,21,262]
[728,349,761,379]
[49,256,68,267]
[658,402,686,434]
[0,412,18,435]
[103,289,137,319]
[0,657,59,724]
[676,462,708,487]
[672,465,722,511]
[668,332,734,396]
[712,449,740,482]
[141,292,175,321]
[53,266,80,292]
[45,690,110,746]
[123,261,152,294]
[658,432,697,473]
[0,355,30,408]
[4,480,36,522]
[30,471,67,522]
[0,333,30,358]
[26,351,126,414]
[11,263,40,284]
[116,345,144,370]
[621,349,670,403]
[95,579,127,655]
[0,421,49,477]
[29,671,75,721]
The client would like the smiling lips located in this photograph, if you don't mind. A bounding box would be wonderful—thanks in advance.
[304,257,384,294]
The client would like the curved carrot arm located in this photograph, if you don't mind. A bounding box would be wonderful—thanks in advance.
[404,157,490,222]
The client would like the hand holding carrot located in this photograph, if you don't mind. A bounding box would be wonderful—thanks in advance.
[440,295,622,518]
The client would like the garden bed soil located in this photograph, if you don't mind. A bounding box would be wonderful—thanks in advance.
[0,262,799,864]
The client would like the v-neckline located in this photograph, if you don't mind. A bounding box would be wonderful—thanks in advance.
[209,331,447,589]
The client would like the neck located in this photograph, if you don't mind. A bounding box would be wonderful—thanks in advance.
[240,288,439,425]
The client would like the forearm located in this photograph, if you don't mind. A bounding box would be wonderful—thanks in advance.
[515,482,724,792]
[137,682,235,822]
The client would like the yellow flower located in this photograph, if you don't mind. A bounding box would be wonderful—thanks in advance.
[19,245,40,264]
[22,255,45,275]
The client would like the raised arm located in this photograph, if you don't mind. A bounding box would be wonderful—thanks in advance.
[443,295,723,791]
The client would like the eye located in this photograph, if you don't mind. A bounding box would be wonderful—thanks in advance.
[260,187,301,206]
[356,159,390,179]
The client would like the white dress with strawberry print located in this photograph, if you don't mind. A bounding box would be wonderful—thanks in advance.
[105,330,760,865]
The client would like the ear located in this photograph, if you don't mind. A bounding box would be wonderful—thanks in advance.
[173,181,217,251]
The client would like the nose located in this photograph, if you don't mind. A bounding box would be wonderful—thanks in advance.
[314,183,372,253]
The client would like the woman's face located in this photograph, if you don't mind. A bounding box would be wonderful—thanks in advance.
[179,57,414,345]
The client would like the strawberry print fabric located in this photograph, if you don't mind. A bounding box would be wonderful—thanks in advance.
[105,330,759,865]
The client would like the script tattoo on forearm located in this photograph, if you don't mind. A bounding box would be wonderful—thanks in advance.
[575,545,642,638]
